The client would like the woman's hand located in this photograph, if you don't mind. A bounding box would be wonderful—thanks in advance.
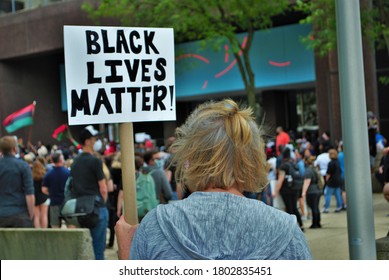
[115,215,139,260]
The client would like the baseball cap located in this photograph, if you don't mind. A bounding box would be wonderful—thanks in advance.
[79,125,102,145]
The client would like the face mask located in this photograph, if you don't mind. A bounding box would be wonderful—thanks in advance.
[93,139,103,152]
[154,159,164,169]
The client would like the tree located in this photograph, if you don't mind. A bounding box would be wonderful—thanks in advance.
[83,0,289,120]
[295,0,389,84]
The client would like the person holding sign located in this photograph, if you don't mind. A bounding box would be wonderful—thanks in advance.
[115,99,312,260]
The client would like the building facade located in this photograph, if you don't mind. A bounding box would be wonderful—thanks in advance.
[0,0,387,148]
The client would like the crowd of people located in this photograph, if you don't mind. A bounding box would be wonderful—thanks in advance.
[0,126,179,259]
[265,111,389,234]
[1,102,388,259]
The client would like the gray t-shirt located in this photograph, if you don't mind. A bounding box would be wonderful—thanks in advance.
[130,192,312,260]
[304,167,322,194]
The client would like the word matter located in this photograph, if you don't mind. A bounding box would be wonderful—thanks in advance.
[70,85,174,117]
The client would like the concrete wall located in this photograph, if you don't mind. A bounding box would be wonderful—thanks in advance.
[0,0,96,60]
[0,54,70,145]
[0,0,94,144]
[376,236,389,260]
[0,228,94,259]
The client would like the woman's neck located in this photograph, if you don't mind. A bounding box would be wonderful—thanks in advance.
[203,184,244,197]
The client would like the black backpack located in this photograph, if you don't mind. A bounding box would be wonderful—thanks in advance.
[284,162,304,191]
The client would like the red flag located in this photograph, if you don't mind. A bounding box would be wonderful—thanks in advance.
[52,124,68,141]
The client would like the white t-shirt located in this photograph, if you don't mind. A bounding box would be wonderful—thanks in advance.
[314,152,330,176]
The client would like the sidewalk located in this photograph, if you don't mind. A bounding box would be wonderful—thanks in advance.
[104,193,389,260]
[304,193,388,260]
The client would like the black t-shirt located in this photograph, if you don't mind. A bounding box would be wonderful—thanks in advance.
[326,159,342,188]
[70,153,105,205]
[109,167,122,209]
[279,160,299,194]
[34,179,48,205]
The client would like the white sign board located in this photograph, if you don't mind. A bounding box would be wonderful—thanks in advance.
[64,26,176,125]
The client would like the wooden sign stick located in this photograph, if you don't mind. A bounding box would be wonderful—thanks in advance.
[119,122,138,225]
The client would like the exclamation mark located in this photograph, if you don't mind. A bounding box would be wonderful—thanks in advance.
[169,85,174,111]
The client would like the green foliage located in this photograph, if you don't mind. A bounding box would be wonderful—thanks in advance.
[295,0,336,56]
[295,0,389,58]
[379,75,389,85]
[83,0,288,44]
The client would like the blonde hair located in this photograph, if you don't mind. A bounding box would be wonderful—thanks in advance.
[171,99,268,193]
[94,152,111,181]
[102,162,111,181]
[111,152,122,169]
[65,158,73,169]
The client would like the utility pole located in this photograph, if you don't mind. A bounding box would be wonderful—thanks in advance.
[335,0,377,259]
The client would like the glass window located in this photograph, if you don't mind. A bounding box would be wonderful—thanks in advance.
[296,90,318,132]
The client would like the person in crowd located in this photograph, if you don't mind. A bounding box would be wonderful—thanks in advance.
[32,159,49,228]
[382,147,389,236]
[0,136,35,227]
[42,152,70,228]
[275,144,285,170]
[337,141,347,210]
[275,126,290,156]
[164,155,178,201]
[273,147,305,232]
[23,152,35,168]
[115,99,312,260]
[29,140,48,158]
[266,144,278,207]
[301,156,322,228]
[319,132,332,154]
[322,149,343,213]
[304,147,313,160]
[104,141,117,156]
[64,158,73,169]
[17,137,28,159]
[305,141,316,156]
[161,136,179,200]
[143,150,173,204]
[295,148,307,220]
[382,148,389,202]
[368,111,378,170]
[107,152,122,248]
[314,145,331,177]
[70,125,108,260]
[44,153,54,173]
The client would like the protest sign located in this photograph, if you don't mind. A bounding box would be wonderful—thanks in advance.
[64,26,176,225]
[64,26,175,125]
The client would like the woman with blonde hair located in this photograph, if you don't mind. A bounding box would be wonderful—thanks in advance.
[115,99,312,260]
[32,159,49,228]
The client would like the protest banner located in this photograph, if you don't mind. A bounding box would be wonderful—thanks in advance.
[64,26,175,224]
